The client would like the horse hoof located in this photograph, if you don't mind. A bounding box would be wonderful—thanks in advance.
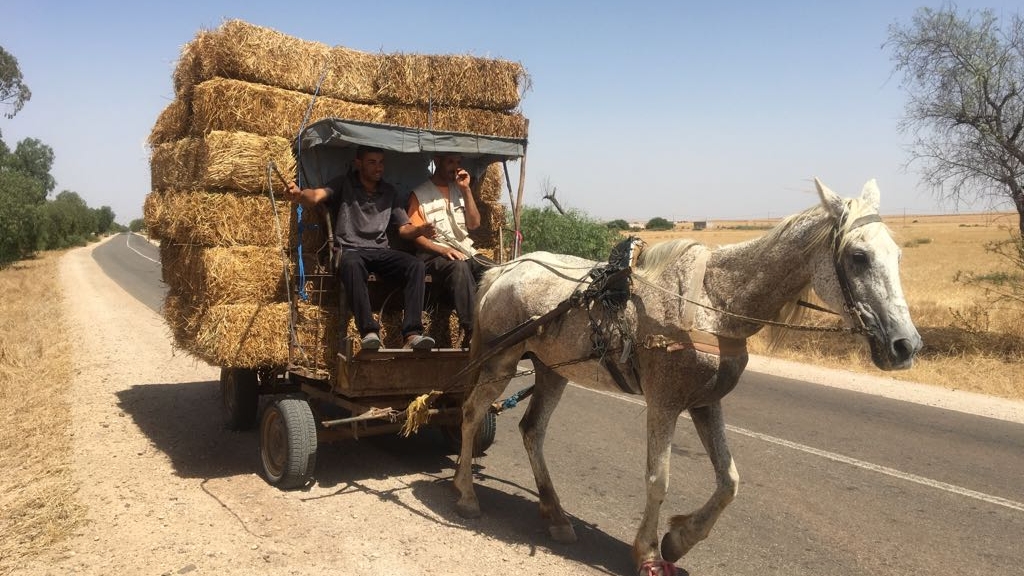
[455,500,481,519]
[548,523,577,544]
[660,532,684,563]
[638,559,682,576]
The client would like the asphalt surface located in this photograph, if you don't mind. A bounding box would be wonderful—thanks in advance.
[93,233,1024,576]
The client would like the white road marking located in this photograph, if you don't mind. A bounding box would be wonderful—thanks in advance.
[570,383,1024,513]
[125,233,160,264]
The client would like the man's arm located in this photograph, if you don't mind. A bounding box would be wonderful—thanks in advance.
[456,169,481,230]
[286,181,329,208]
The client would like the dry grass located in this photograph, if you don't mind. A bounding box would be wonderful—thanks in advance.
[636,212,1024,400]
[0,251,86,573]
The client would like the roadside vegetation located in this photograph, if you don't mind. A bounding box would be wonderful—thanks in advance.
[0,250,85,573]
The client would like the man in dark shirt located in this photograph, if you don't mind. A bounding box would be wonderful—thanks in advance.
[287,146,436,350]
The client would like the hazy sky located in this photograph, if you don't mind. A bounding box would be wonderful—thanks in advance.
[3,1,1021,224]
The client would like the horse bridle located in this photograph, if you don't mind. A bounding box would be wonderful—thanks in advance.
[830,212,883,336]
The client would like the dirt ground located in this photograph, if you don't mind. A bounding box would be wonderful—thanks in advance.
[17,238,1024,575]
[21,241,597,576]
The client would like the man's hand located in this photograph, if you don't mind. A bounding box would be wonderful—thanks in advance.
[440,246,467,260]
[455,169,471,191]
[286,181,302,204]
[418,222,436,239]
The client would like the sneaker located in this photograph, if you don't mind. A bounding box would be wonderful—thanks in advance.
[360,332,381,350]
[403,334,435,350]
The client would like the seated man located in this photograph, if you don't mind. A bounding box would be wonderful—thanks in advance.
[287,145,436,350]
[407,153,491,346]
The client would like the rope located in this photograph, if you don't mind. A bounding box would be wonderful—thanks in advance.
[292,61,332,302]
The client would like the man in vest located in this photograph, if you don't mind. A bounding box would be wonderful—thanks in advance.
[287,146,437,351]
[407,153,489,347]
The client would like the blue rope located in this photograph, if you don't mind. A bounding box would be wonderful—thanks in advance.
[293,63,331,302]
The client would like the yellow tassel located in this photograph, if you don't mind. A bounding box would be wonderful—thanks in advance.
[401,390,442,437]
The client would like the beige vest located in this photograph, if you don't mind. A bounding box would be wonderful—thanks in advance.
[412,181,477,256]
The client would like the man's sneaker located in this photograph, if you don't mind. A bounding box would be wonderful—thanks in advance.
[360,332,381,350]
[403,334,435,350]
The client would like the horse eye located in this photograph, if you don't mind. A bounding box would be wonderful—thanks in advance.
[850,250,870,265]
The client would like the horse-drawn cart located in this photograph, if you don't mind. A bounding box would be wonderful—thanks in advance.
[221,118,528,489]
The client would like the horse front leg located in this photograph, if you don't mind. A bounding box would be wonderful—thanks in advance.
[453,355,517,519]
[518,359,575,543]
[632,404,681,573]
[660,400,739,562]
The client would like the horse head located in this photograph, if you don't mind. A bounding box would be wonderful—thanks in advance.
[811,178,923,370]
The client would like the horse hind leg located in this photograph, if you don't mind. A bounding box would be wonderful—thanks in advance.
[453,351,520,519]
[519,357,576,543]
[660,401,739,562]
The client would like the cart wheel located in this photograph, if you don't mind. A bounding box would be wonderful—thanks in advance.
[220,368,259,431]
[443,411,497,457]
[259,397,317,489]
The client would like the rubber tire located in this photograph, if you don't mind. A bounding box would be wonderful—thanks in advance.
[220,368,259,431]
[259,397,318,490]
[444,411,497,457]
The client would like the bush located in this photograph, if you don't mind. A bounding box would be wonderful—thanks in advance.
[128,218,146,233]
[606,219,630,231]
[513,206,621,260]
[645,217,674,231]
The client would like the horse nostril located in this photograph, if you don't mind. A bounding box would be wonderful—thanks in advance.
[892,338,915,360]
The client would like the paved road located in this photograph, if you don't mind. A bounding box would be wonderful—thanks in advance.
[93,234,1024,575]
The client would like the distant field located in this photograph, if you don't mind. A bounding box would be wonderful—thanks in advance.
[634,212,1024,399]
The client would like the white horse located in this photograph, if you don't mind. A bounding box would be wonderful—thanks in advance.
[452,179,922,575]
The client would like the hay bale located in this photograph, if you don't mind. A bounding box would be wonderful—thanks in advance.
[148,99,190,147]
[143,190,291,247]
[150,131,295,193]
[178,19,380,104]
[191,78,386,140]
[468,201,505,251]
[384,105,527,139]
[142,191,166,240]
[166,298,338,369]
[159,243,287,306]
[376,53,527,110]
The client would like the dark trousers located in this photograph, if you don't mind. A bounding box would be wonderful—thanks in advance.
[338,248,426,338]
[423,255,489,330]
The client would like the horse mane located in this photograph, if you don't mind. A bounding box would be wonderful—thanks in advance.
[634,238,701,281]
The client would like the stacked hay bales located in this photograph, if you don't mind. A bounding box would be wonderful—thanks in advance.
[145,19,528,372]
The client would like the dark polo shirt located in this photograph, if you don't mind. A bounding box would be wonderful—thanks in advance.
[325,172,409,250]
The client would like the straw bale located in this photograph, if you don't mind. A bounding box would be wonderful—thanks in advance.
[384,105,527,139]
[191,78,386,140]
[159,243,287,306]
[142,191,166,240]
[167,299,337,369]
[150,131,295,193]
[376,53,526,111]
[148,99,190,147]
[476,162,505,203]
[182,20,380,104]
[172,31,213,100]
[144,190,290,247]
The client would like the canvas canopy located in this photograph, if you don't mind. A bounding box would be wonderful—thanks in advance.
[295,118,527,193]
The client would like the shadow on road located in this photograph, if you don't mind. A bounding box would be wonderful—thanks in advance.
[117,380,660,576]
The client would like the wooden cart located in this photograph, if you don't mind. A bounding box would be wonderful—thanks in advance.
[221,118,528,489]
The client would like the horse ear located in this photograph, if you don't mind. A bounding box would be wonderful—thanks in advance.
[814,177,845,221]
[860,179,881,211]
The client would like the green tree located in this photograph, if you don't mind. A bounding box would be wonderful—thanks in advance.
[887,7,1024,235]
[645,217,674,231]
[2,137,55,201]
[0,171,40,265]
[128,218,147,233]
[606,218,630,230]
[38,191,97,249]
[0,46,31,119]
[92,205,116,234]
[515,206,621,260]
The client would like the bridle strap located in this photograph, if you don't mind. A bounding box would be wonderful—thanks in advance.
[832,212,883,335]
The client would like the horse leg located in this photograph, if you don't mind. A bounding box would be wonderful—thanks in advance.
[518,359,575,543]
[660,400,739,562]
[452,352,519,518]
[631,404,681,571]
